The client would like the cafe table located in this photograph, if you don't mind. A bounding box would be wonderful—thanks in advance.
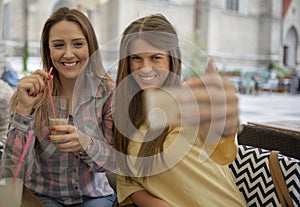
[237,120,300,160]
[247,120,300,135]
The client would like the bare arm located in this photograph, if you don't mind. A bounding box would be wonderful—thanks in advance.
[131,190,171,207]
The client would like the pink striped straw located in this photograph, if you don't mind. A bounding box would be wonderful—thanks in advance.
[47,67,56,119]
[12,130,33,183]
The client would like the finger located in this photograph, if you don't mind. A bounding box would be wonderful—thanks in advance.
[180,85,238,106]
[185,74,225,89]
[50,125,80,144]
[201,104,238,122]
[205,57,218,75]
[181,103,232,122]
[26,76,44,96]
[33,69,50,80]
[48,132,68,143]
[19,74,46,96]
[55,141,80,152]
[52,125,75,134]
[18,80,34,95]
[181,98,239,126]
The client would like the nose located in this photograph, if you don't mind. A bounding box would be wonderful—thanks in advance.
[63,46,74,59]
[139,66,153,73]
[139,59,153,72]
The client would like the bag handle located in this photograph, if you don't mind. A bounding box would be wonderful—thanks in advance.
[269,151,294,207]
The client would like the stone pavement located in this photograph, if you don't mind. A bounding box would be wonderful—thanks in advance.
[238,92,300,124]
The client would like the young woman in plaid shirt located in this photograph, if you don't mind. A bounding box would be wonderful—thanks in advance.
[4,7,116,206]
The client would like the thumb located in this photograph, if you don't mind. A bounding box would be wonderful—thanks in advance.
[205,57,218,75]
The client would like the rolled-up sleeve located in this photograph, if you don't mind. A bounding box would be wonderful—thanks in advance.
[4,110,37,174]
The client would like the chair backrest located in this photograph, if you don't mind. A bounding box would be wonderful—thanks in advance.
[229,145,300,206]
[237,124,300,160]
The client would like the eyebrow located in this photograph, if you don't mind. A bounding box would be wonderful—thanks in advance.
[130,52,167,56]
[51,38,86,42]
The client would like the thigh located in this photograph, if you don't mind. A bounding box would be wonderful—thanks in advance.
[35,194,64,207]
[75,193,116,207]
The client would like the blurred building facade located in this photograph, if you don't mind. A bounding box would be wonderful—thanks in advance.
[0,0,299,76]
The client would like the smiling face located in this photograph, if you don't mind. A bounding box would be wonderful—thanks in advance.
[129,38,170,90]
[49,20,89,82]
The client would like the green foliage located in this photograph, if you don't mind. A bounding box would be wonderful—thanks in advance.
[217,69,241,76]
[268,63,291,79]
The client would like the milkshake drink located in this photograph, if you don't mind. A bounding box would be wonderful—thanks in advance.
[0,177,23,207]
[49,118,68,135]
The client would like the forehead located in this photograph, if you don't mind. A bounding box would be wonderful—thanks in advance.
[129,38,167,55]
[49,20,85,40]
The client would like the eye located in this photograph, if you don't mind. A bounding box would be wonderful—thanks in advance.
[73,42,84,48]
[154,56,162,60]
[152,55,163,61]
[52,43,64,49]
[130,55,141,61]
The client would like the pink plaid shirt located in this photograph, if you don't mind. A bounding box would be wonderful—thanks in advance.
[5,78,116,205]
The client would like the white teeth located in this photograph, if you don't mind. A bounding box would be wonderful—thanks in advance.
[64,62,76,67]
[140,75,156,81]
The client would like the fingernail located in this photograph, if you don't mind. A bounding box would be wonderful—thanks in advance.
[51,127,56,131]
[47,136,51,140]
[33,93,38,97]
[40,89,44,93]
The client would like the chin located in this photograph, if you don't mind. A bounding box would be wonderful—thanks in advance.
[140,85,159,90]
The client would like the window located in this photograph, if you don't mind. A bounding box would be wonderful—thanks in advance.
[226,0,247,15]
[226,0,239,12]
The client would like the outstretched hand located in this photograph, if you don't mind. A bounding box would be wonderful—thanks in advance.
[184,58,239,143]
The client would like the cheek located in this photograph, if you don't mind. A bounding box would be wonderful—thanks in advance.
[49,49,60,61]
[129,61,139,72]
[83,48,89,59]
[160,69,170,79]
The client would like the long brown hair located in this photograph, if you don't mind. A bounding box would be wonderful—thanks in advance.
[114,14,181,177]
[10,7,109,139]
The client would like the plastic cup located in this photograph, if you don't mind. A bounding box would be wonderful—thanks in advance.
[47,96,69,135]
[48,96,69,144]
[0,160,24,207]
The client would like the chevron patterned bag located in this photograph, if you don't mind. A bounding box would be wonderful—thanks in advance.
[228,145,300,207]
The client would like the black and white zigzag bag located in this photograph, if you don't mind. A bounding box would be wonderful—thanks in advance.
[229,145,300,207]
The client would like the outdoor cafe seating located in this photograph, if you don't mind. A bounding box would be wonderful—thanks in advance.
[232,121,300,206]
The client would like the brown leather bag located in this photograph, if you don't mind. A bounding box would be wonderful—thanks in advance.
[269,151,294,207]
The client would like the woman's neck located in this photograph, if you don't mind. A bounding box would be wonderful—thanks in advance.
[59,77,76,97]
